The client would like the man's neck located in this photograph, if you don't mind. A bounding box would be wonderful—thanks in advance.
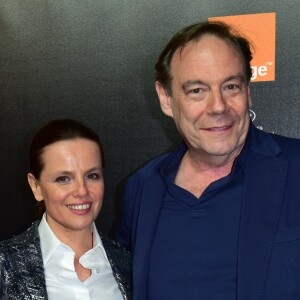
[174,149,239,198]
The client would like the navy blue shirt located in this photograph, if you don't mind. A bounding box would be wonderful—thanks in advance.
[148,144,245,300]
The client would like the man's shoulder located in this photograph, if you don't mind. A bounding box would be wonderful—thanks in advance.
[127,149,175,184]
[251,126,300,157]
[271,132,300,146]
[265,131,300,156]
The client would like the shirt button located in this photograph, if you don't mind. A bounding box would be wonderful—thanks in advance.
[96,269,99,273]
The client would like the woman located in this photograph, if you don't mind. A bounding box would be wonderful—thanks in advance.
[0,119,131,299]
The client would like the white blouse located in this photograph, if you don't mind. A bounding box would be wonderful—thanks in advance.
[38,214,123,300]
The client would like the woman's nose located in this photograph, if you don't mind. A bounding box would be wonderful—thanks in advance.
[73,180,88,198]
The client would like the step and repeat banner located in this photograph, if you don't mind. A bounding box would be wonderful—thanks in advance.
[0,1,299,240]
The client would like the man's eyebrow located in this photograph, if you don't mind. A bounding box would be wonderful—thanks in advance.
[181,74,247,92]
[223,74,246,84]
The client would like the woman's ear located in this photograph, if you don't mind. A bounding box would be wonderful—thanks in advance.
[27,173,43,201]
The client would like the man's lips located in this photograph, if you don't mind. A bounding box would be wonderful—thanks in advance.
[202,125,232,131]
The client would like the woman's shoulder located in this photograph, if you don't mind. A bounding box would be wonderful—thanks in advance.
[0,221,46,299]
[100,233,130,258]
[100,232,131,274]
[0,221,40,257]
[100,233,132,299]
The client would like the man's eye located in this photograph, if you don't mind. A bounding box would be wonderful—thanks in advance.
[190,88,203,94]
[55,176,71,183]
[226,84,239,90]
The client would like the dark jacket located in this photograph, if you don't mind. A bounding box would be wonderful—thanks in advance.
[0,221,131,300]
[117,124,300,300]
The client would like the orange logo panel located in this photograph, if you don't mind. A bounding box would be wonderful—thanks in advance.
[209,13,276,82]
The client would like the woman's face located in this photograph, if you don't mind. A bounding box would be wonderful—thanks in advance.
[28,138,104,236]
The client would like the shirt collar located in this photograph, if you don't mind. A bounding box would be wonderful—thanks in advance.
[38,213,62,265]
[38,213,108,267]
[159,142,187,182]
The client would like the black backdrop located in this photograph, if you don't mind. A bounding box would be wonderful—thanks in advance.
[0,1,299,240]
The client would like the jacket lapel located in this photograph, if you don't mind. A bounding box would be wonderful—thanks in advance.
[101,235,132,300]
[237,128,288,300]
[132,175,166,300]
[9,222,48,299]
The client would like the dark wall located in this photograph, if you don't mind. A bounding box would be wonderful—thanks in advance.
[0,1,299,240]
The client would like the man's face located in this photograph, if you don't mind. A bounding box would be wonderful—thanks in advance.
[156,35,252,163]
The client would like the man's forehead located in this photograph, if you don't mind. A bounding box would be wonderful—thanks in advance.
[175,35,240,60]
[170,35,246,78]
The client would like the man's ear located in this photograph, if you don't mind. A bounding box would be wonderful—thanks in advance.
[247,85,252,108]
[27,173,43,201]
[155,81,173,118]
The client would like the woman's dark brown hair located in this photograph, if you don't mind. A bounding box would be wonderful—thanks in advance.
[29,119,102,217]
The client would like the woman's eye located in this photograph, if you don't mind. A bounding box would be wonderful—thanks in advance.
[55,176,71,183]
[86,172,102,180]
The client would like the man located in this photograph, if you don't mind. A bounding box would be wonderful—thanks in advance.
[117,21,300,299]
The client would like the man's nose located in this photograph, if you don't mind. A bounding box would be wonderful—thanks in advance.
[206,89,227,115]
